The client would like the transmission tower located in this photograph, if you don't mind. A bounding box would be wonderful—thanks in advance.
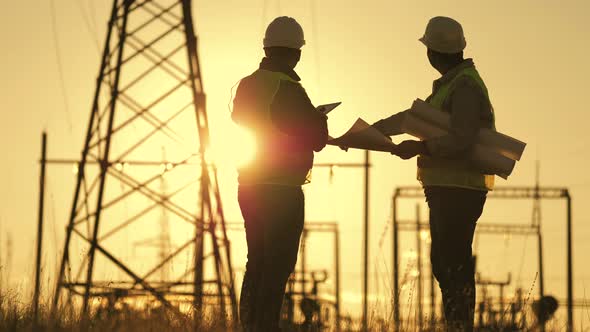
[132,147,173,283]
[52,0,237,323]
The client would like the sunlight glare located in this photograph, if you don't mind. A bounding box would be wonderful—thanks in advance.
[209,124,257,169]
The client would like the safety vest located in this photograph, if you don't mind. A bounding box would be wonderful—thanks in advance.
[417,66,495,191]
[234,69,312,186]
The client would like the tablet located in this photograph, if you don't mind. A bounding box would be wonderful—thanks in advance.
[316,102,342,115]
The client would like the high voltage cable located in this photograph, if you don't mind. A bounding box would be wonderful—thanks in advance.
[309,0,321,93]
[49,0,73,133]
[87,0,99,35]
[75,0,101,52]
[259,0,269,45]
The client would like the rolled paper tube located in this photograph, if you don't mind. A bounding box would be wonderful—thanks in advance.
[411,99,526,161]
[400,112,446,140]
[471,145,515,180]
[401,113,515,178]
[478,130,526,162]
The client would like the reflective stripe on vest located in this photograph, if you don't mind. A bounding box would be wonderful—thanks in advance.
[240,69,312,186]
[417,66,495,191]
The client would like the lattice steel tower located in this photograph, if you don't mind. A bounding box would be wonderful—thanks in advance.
[52,0,237,323]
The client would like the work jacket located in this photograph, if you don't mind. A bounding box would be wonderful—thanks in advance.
[418,59,496,191]
[232,57,328,186]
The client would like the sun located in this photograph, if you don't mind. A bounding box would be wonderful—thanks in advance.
[207,123,257,170]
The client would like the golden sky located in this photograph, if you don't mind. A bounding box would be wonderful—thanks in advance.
[1,0,589,323]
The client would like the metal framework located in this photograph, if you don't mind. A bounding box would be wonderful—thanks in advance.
[391,186,574,332]
[131,148,173,283]
[284,222,341,331]
[51,0,237,324]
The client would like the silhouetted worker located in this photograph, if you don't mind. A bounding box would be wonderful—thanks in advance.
[373,16,495,332]
[231,16,328,332]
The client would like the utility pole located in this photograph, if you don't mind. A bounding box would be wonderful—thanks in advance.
[566,191,573,332]
[532,161,546,332]
[33,132,47,330]
[362,150,370,332]
[415,204,423,331]
[392,194,400,330]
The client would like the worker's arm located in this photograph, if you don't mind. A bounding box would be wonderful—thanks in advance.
[270,80,328,152]
[371,110,410,136]
[424,77,489,158]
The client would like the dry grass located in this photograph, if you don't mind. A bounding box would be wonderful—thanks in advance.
[0,289,572,332]
[0,290,234,332]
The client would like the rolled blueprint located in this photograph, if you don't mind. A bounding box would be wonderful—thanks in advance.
[401,113,515,179]
[411,99,526,161]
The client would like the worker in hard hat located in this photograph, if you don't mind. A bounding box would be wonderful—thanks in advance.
[231,16,328,332]
[372,16,495,331]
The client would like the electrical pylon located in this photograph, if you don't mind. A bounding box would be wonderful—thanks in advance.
[132,147,173,283]
[52,0,237,323]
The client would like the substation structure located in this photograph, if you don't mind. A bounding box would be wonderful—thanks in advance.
[283,222,341,331]
[42,0,237,326]
[390,186,574,332]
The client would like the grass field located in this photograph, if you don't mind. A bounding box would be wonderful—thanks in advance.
[0,289,229,332]
[0,287,574,331]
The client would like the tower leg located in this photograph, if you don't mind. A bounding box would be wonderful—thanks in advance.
[83,0,133,315]
[52,0,120,317]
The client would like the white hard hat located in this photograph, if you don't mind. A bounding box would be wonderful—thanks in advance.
[419,16,466,54]
[263,16,306,49]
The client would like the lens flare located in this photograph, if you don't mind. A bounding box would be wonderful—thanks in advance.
[208,125,257,169]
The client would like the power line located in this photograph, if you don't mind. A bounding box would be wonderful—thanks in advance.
[75,0,101,52]
[49,0,73,132]
[87,0,99,34]
[260,0,269,36]
[309,0,321,94]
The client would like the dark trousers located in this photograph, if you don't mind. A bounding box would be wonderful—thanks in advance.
[238,184,305,332]
[425,186,487,332]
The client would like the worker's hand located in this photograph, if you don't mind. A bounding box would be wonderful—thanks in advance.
[394,140,428,160]
[388,144,399,155]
